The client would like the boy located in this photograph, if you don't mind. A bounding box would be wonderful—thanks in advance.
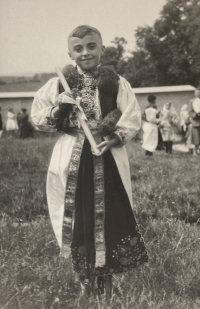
[31,25,148,297]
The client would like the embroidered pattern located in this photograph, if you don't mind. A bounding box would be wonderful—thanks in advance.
[62,131,85,258]
[73,73,100,122]
[45,107,56,127]
[113,128,126,146]
[93,135,105,267]
[63,131,106,268]
[71,224,148,276]
[112,229,148,267]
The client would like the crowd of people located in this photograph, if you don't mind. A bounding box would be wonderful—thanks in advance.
[141,87,200,157]
[0,107,34,138]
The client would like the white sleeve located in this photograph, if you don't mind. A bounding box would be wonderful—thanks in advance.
[8,112,14,119]
[31,77,60,132]
[113,76,141,146]
[145,109,160,124]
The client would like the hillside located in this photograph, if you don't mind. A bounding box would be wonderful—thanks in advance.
[0,73,56,92]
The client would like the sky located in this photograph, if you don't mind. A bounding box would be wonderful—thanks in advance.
[0,0,167,76]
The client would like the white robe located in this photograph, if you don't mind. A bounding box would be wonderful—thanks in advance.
[192,98,200,114]
[31,76,141,248]
[6,112,19,131]
[142,107,159,152]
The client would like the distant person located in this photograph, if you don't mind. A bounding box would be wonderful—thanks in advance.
[18,108,34,138]
[186,122,195,155]
[180,104,190,137]
[142,94,160,156]
[0,106,3,137]
[159,102,179,154]
[188,86,200,156]
[180,104,195,154]
[6,108,18,136]
[17,111,22,127]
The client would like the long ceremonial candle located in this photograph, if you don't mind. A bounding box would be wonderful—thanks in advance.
[55,66,100,155]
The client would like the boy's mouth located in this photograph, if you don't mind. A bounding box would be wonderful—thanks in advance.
[81,58,93,61]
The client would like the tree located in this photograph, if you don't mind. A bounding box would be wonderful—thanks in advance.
[32,73,42,82]
[134,0,200,86]
[123,50,158,87]
[101,37,127,73]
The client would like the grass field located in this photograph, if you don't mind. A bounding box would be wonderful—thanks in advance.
[0,133,200,309]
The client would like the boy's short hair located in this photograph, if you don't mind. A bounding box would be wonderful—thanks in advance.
[68,25,102,43]
[148,94,156,103]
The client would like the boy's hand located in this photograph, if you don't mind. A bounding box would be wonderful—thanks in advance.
[91,136,120,156]
[57,92,76,105]
[52,92,77,119]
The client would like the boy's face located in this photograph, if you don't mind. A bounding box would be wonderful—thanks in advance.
[68,33,105,71]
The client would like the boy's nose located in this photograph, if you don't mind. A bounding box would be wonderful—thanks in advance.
[82,47,89,56]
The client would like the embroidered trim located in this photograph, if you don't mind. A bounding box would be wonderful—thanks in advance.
[112,227,148,266]
[62,131,106,268]
[62,130,85,258]
[93,134,105,267]
[45,107,57,127]
[78,74,99,121]
[112,128,126,147]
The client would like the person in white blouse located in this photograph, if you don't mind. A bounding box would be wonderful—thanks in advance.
[142,94,160,156]
[31,25,148,298]
[160,102,180,154]
[188,87,200,156]
[6,108,19,136]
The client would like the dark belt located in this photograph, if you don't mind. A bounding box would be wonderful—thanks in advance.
[62,127,79,137]
[62,126,100,137]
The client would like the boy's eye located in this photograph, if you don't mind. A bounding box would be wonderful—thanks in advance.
[88,43,96,49]
[74,46,82,52]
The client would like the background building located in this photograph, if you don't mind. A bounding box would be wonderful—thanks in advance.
[133,85,196,113]
[0,85,196,127]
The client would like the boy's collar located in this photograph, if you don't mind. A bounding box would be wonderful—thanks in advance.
[77,64,101,76]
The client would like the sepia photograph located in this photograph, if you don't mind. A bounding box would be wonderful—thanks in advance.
[0,0,200,308]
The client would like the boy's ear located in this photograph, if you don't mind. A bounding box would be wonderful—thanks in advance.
[68,52,73,60]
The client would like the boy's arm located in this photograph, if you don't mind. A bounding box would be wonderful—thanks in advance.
[31,78,59,132]
[113,76,141,146]
[95,77,141,155]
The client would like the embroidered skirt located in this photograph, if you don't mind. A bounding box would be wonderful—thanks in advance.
[68,139,148,279]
